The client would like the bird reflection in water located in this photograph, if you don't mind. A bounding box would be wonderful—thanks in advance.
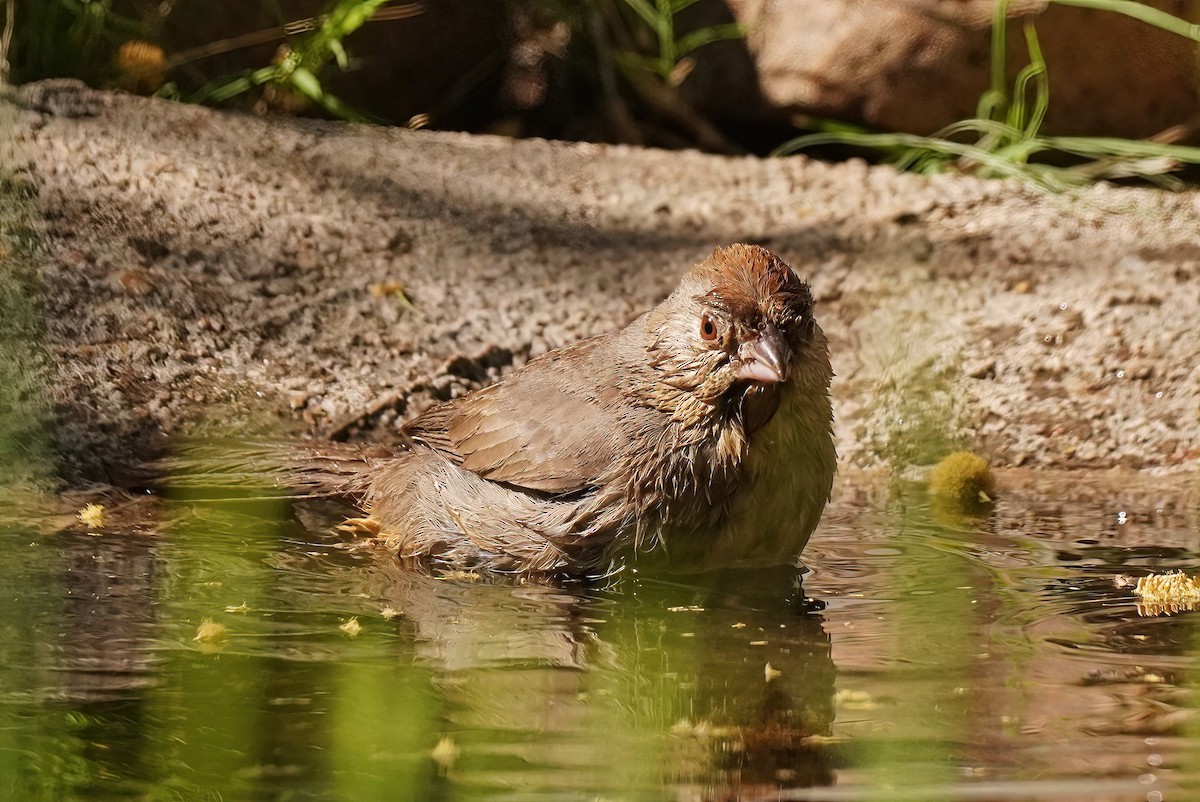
[39,496,838,800]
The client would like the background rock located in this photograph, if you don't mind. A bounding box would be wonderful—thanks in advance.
[706,0,1200,140]
[15,1,1200,149]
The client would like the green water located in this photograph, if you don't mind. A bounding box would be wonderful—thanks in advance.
[0,478,1197,801]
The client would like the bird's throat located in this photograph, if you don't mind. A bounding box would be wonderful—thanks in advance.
[742,383,781,436]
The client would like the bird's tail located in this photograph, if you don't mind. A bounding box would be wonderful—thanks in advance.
[153,438,400,501]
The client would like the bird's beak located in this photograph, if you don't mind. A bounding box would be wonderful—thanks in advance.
[735,323,790,384]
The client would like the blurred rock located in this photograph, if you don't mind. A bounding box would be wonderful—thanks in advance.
[694,0,1200,140]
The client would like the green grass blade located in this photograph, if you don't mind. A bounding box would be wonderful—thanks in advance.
[985,0,1010,120]
[1050,0,1200,41]
[326,0,392,35]
[288,66,372,122]
[203,76,257,103]
[975,89,1009,123]
[288,65,323,99]
[328,38,348,70]
[656,0,676,67]
[774,131,982,165]
[1042,136,1200,163]
[621,0,661,29]
[933,118,1023,141]
[1004,22,1048,139]
[190,65,281,104]
[1021,22,1049,139]
[615,50,664,76]
[674,22,745,58]
[774,129,1087,190]
[1006,62,1035,133]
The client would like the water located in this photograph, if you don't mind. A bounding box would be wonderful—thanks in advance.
[1,473,1198,801]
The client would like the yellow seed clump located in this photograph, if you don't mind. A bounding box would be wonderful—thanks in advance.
[115,41,167,94]
[116,41,166,72]
[1133,572,1200,603]
[431,735,460,774]
[929,451,997,508]
[339,617,362,637]
[194,618,228,643]
[77,503,106,529]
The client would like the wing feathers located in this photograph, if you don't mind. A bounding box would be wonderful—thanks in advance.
[405,338,628,495]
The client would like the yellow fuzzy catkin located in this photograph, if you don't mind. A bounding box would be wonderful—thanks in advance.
[1133,572,1200,604]
[193,618,228,643]
[77,503,106,529]
[115,41,167,95]
[929,451,997,507]
[1126,572,1200,616]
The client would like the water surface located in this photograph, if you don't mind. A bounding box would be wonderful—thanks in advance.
[1,472,1197,801]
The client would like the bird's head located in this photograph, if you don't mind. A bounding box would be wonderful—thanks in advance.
[641,244,828,434]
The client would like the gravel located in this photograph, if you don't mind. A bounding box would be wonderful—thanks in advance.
[7,80,1200,484]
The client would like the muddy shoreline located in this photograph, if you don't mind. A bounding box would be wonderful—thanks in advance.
[5,80,1199,484]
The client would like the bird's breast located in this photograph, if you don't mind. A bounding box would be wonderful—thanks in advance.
[666,385,835,569]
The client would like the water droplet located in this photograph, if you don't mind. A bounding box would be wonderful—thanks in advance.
[1155,391,1163,399]
[1117,370,1126,378]
[1117,511,1128,525]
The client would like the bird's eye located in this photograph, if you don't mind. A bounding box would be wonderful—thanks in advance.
[700,314,719,341]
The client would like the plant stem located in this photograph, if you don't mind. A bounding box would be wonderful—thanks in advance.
[989,0,1009,105]
[1,0,14,84]
[1050,0,1200,41]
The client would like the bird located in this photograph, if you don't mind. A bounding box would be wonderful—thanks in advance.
[177,244,835,578]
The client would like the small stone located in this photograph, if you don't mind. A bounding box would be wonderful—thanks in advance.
[965,359,996,379]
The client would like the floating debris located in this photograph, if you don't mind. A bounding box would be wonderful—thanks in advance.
[194,618,228,644]
[670,718,734,739]
[1126,571,1200,616]
[765,663,782,682]
[225,602,249,614]
[435,569,480,582]
[668,605,705,613]
[929,451,997,509]
[835,688,879,710]
[339,617,362,637]
[431,735,460,774]
[77,503,106,529]
[381,606,402,620]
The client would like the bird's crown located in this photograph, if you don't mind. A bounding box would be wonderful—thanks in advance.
[688,244,812,326]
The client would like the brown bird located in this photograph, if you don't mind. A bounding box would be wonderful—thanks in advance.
[181,244,835,578]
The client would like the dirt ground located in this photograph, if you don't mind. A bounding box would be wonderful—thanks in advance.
[4,80,1199,485]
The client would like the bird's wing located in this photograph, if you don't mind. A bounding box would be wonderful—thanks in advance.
[405,340,628,495]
